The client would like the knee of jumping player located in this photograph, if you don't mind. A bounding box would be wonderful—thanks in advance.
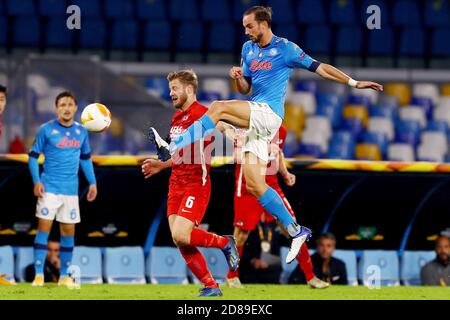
[245,181,267,198]
[208,101,226,122]
[171,230,190,247]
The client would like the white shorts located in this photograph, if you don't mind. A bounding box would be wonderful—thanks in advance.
[242,102,283,162]
[35,193,80,224]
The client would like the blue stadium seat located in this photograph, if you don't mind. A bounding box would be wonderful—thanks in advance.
[298,0,326,24]
[378,95,399,109]
[400,251,435,286]
[5,0,34,15]
[283,131,300,157]
[399,28,425,57]
[0,17,6,46]
[199,248,228,283]
[305,25,330,55]
[273,23,299,43]
[46,17,73,48]
[333,250,358,286]
[361,0,389,25]
[72,246,103,284]
[368,27,394,56]
[317,103,342,128]
[392,0,421,26]
[267,0,294,24]
[111,20,138,50]
[79,19,106,49]
[104,247,146,284]
[427,120,449,136]
[395,119,421,146]
[145,77,170,100]
[358,250,400,286]
[336,26,362,55]
[327,131,355,159]
[233,0,259,22]
[341,118,364,137]
[369,105,397,121]
[330,0,356,25]
[208,23,235,52]
[362,131,389,156]
[411,96,433,119]
[425,0,450,27]
[15,247,33,282]
[13,17,41,46]
[39,0,67,16]
[295,80,318,93]
[104,0,134,19]
[279,246,298,284]
[198,91,221,102]
[432,28,450,56]
[147,247,188,284]
[70,0,101,18]
[144,21,171,50]
[176,22,203,51]
[170,0,198,21]
[298,143,322,158]
[202,0,230,22]
[348,94,372,108]
[137,0,166,20]
[0,246,15,283]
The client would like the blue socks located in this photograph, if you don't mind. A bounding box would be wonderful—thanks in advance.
[258,188,298,233]
[60,236,74,277]
[170,114,215,154]
[34,230,49,276]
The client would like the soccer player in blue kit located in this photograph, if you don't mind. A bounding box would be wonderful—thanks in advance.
[28,91,97,287]
[150,6,383,264]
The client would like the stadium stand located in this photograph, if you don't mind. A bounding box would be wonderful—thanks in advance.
[332,250,358,286]
[72,246,103,284]
[14,247,34,283]
[147,246,188,284]
[0,246,15,283]
[400,251,435,286]
[104,246,146,284]
[358,250,400,286]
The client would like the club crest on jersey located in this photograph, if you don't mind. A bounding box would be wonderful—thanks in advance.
[75,129,81,135]
[56,137,81,148]
[182,115,189,121]
[269,48,278,56]
[51,129,60,135]
[250,59,273,71]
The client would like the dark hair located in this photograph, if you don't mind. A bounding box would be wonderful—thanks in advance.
[167,69,199,94]
[317,232,337,243]
[0,85,7,97]
[55,91,77,106]
[244,6,273,28]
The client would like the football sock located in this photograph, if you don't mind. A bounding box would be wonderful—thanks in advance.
[60,236,74,277]
[169,115,215,154]
[226,245,243,279]
[33,230,49,276]
[297,243,315,282]
[179,246,217,288]
[189,228,229,249]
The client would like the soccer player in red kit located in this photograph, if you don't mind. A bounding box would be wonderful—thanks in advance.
[142,70,239,297]
[218,123,329,289]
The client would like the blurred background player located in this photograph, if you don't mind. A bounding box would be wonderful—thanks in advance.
[28,91,97,287]
[157,6,383,264]
[0,85,7,139]
[25,239,61,283]
[219,122,329,289]
[421,235,449,286]
[142,70,238,297]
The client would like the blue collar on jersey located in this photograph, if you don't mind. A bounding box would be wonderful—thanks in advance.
[259,35,277,49]
[54,119,74,128]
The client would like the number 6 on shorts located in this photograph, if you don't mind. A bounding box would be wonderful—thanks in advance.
[185,196,195,208]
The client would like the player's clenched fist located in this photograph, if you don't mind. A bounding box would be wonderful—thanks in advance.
[142,158,164,179]
[33,182,45,198]
[229,66,244,80]
[86,184,97,202]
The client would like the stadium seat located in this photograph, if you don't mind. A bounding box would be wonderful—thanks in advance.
[197,248,228,284]
[336,27,362,56]
[387,143,415,162]
[385,83,412,106]
[111,20,138,50]
[417,144,444,163]
[305,116,332,140]
[368,117,394,141]
[340,118,364,137]
[442,83,450,96]
[176,22,203,51]
[361,0,389,26]
[378,95,400,109]
[143,21,171,50]
[301,129,328,154]
[267,0,294,24]
[399,106,426,129]
[208,23,235,52]
[319,81,348,96]
[350,87,379,106]
[347,94,372,108]
[434,105,450,128]
[5,0,35,15]
[316,102,342,128]
[136,0,166,20]
[283,130,300,157]
[395,119,421,146]
[332,250,358,286]
[327,131,356,159]
[202,78,230,100]
[147,247,188,284]
[425,0,450,27]
[355,143,382,161]
[362,131,389,156]
[79,19,106,49]
[400,251,435,286]
[368,106,396,122]
[15,247,33,282]
[399,27,425,57]
[413,83,440,107]
[39,0,66,16]
[411,97,433,120]
[273,23,299,43]
[0,246,15,283]
[13,16,41,47]
[288,92,316,115]
[298,143,322,158]
[421,131,448,155]
[72,246,103,284]
[70,0,101,18]
[368,27,395,56]
[46,17,74,48]
[295,81,318,93]
[427,119,449,136]
[279,246,298,284]
[202,0,230,22]
[392,0,421,26]
[104,247,146,284]
[343,104,369,128]
[358,250,400,286]
[297,0,326,24]
[233,0,259,22]
[170,0,198,21]
[104,0,134,19]
[431,28,450,57]
[145,77,170,100]
[305,25,330,55]
[438,96,450,109]
[330,0,356,25]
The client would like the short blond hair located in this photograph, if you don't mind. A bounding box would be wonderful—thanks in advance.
[167,69,198,93]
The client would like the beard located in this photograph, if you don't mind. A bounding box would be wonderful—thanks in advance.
[249,32,263,43]
[173,92,188,109]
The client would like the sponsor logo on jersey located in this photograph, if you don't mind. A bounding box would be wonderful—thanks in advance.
[250,59,273,71]
[56,137,81,148]
[182,115,189,121]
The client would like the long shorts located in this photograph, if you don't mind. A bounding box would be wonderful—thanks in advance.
[35,192,80,224]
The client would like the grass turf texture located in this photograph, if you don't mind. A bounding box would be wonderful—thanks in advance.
[0,283,448,300]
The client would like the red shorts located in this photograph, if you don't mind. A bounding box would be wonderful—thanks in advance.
[167,180,211,226]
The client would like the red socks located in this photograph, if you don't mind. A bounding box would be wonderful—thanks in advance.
[226,245,243,279]
[179,245,218,288]
[296,243,315,282]
[189,228,229,249]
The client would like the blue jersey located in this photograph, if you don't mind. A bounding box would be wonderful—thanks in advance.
[29,119,92,196]
[241,35,319,119]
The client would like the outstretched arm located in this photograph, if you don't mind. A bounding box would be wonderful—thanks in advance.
[315,63,383,91]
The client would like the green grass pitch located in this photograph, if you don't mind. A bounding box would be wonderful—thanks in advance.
[0,283,449,300]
